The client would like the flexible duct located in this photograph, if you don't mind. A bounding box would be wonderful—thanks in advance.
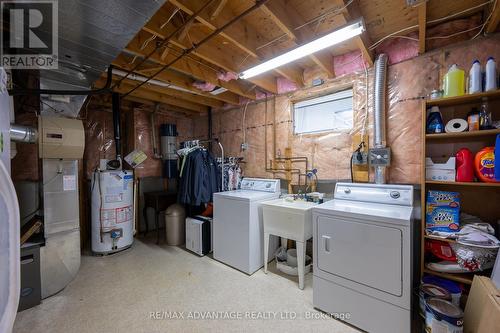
[373,54,388,184]
[10,124,38,143]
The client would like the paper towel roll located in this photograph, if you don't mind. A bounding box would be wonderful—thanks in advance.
[445,119,468,133]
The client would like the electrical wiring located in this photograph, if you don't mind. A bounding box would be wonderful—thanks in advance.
[369,0,494,50]
[471,0,497,39]
[426,25,483,40]
[241,100,250,149]
[254,0,355,53]
[294,0,354,32]
[360,53,369,138]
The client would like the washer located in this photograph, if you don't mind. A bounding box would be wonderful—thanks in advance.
[312,183,417,333]
[213,178,280,275]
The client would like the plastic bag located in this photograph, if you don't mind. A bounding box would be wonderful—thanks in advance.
[274,246,287,263]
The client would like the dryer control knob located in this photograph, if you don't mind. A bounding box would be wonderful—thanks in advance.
[344,188,351,194]
[390,191,400,199]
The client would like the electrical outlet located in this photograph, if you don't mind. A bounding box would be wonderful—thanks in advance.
[241,143,249,151]
[352,152,368,165]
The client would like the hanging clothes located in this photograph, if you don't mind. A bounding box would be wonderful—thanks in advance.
[178,148,220,206]
[218,158,243,191]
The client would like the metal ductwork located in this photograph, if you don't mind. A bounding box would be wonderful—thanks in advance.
[10,124,38,143]
[370,54,391,184]
[8,0,165,117]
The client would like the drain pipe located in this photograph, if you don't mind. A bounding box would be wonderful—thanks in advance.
[372,54,389,184]
[106,92,122,170]
[150,104,162,159]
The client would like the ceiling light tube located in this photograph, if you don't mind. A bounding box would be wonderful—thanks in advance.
[240,19,365,79]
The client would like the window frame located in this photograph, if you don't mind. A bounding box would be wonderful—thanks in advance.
[291,87,354,135]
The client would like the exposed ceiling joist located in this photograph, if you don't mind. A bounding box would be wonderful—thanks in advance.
[418,2,427,54]
[142,16,280,93]
[115,77,224,108]
[261,0,334,78]
[125,30,257,100]
[96,77,208,114]
[486,0,500,33]
[210,0,228,20]
[112,54,240,105]
[167,0,303,89]
[337,0,373,66]
[114,57,239,105]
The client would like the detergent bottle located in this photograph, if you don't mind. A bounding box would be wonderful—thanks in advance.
[469,60,481,94]
[495,134,500,181]
[485,57,497,91]
[443,64,465,97]
[474,147,497,183]
[456,148,474,182]
[426,106,444,134]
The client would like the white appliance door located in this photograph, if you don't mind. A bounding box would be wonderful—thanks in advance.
[317,215,403,296]
[0,160,20,333]
[213,196,250,272]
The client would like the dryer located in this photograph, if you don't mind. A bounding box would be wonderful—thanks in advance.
[213,178,280,274]
[312,183,417,333]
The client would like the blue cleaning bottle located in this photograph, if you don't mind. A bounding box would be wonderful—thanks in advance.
[495,134,500,181]
[426,106,444,134]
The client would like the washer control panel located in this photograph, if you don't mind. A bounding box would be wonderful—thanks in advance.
[240,178,280,192]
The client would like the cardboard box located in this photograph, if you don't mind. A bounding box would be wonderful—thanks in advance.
[426,191,460,232]
[426,157,456,182]
[464,276,500,333]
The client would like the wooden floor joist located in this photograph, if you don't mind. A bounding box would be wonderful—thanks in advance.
[112,54,240,105]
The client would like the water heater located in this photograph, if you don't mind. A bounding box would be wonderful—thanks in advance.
[160,123,178,178]
[91,170,134,254]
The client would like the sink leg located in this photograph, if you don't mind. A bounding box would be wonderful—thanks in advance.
[264,232,270,274]
[297,241,306,290]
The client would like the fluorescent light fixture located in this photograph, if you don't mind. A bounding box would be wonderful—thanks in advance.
[240,19,365,79]
[210,87,228,95]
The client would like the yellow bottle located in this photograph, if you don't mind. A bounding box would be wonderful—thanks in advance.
[443,64,465,97]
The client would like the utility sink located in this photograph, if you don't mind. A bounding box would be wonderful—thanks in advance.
[261,198,318,289]
[261,198,317,241]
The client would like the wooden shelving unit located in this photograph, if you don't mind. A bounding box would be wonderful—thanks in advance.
[426,128,500,140]
[420,89,500,288]
[425,180,500,187]
[422,269,474,285]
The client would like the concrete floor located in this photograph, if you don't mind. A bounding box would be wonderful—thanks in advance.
[14,237,359,333]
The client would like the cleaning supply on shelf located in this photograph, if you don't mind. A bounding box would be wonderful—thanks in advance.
[456,148,474,182]
[424,298,464,333]
[443,64,465,97]
[426,156,456,182]
[485,57,497,92]
[479,98,492,130]
[467,108,480,131]
[495,134,500,181]
[422,276,462,307]
[426,106,444,133]
[426,191,460,233]
[474,147,497,183]
[469,59,482,94]
[419,284,452,316]
[445,119,468,133]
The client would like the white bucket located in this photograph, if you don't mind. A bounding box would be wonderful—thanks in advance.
[425,298,463,333]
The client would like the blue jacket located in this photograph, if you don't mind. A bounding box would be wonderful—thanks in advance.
[178,149,220,206]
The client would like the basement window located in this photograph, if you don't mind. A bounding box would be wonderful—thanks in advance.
[293,89,353,134]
